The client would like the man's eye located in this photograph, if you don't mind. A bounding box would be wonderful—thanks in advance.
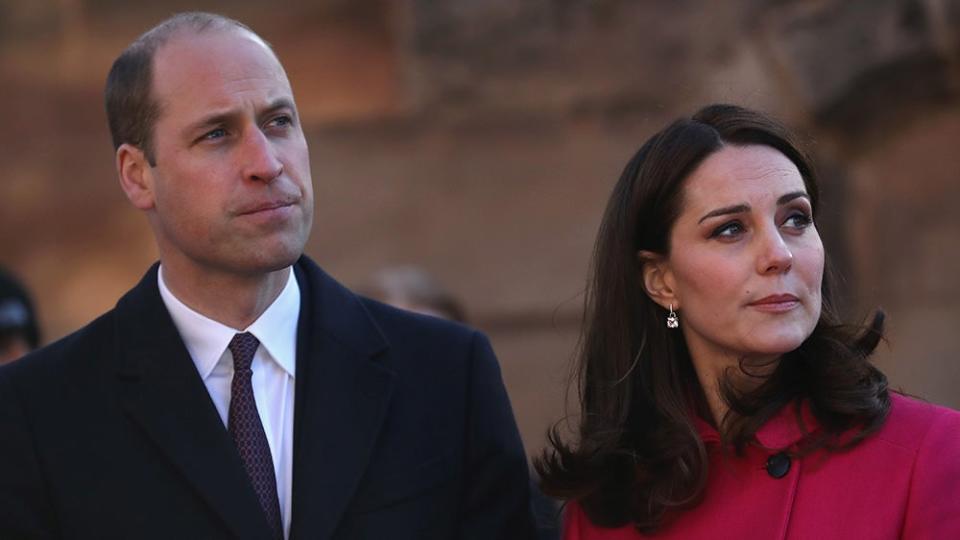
[268,115,292,128]
[202,128,227,140]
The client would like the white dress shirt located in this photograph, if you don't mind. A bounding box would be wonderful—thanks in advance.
[158,266,298,539]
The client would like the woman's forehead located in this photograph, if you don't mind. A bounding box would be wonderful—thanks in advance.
[680,145,806,212]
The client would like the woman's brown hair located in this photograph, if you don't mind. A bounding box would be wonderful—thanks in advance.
[535,104,889,533]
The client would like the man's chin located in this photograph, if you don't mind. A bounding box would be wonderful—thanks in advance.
[248,250,304,274]
[226,240,306,276]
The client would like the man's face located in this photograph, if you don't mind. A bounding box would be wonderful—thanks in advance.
[140,29,313,279]
[0,334,30,365]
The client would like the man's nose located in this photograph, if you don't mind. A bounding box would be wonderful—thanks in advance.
[241,129,283,183]
[757,228,793,275]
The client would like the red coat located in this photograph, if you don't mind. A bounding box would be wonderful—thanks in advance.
[564,393,960,539]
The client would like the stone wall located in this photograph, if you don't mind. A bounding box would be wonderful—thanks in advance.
[2,0,958,455]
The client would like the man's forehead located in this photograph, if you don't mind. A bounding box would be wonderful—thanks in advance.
[150,28,292,112]
[161,27,279,64]
[155,28,282,73]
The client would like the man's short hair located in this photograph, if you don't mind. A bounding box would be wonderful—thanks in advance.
[103,12,256,166]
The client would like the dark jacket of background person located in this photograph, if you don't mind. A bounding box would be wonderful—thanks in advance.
[0,256,536,539]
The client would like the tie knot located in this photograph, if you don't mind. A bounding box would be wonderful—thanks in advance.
[228,332,260,372]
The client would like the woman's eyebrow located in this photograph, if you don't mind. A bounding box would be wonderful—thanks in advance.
[778,191,809,205]
[697,192,811,224]
[698,204,749,224]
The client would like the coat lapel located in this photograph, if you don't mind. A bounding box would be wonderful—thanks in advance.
[289,258,396,540]
[113,264,275,540]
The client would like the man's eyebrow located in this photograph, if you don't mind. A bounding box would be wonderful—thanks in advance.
[262,97,296,115]
[182,98,298,138]
[183,110,236,138]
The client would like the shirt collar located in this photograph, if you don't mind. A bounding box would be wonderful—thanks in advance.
[157,266,300,380]
[245,268,299,378]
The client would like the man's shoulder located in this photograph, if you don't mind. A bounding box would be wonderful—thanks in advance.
[357,295,480,352]
[0,308,117,384]
[295,256,485,350]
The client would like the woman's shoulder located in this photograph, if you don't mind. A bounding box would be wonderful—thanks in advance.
[563,501,640,539]
[872,392,960,452]
[878,394,960,535]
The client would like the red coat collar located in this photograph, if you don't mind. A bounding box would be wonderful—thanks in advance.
[693,400,820,450]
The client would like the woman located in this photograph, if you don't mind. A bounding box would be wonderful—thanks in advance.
[536,104,960,539]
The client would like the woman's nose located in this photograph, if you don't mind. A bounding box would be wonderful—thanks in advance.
[757,230,793,275]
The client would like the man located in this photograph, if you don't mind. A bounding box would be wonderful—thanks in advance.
[0,12,535,540]
[0,267,40,365]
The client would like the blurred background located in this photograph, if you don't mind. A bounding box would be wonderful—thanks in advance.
[1,0,959,457]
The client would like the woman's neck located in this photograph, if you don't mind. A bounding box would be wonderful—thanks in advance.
[687,347,780,428]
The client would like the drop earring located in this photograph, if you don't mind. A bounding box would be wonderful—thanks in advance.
[666,304,679,329]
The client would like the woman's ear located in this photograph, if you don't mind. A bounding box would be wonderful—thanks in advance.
[116,143,156,210]
[638,250,678,310]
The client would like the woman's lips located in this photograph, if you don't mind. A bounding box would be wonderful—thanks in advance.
[748,294,800,313]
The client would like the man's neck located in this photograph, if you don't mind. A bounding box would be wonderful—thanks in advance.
[159,261,292,330]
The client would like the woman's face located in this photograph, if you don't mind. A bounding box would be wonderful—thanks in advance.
[650,144,824,367]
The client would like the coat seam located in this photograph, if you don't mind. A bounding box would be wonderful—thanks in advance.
[777,458,801,540]
[898,407,943,537]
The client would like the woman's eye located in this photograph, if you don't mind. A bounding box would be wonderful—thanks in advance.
[710,221,745,239]
[783,212,813,230]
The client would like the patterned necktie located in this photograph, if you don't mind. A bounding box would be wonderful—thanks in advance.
[227,332,283,540]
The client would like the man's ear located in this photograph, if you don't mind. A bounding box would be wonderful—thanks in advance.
[116,143,156,210]
[637,250,678,310]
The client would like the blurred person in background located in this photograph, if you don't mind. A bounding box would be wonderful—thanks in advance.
[364,264,562,540]
[0,268,40,365]
[0,11,535,540]
[536,104,960,539]
[363,265,466,322]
